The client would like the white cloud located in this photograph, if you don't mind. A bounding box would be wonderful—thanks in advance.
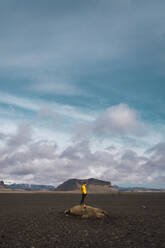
[0,92,39,111]
[94,104,144,136]
[75,104,146,140]
[0,92,95,122]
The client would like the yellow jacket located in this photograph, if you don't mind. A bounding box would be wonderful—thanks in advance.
[81,184,87,194]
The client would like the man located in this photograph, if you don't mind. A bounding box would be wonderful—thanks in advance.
[80,182,87,205]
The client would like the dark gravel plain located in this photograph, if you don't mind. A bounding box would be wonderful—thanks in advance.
[0,192,165,248]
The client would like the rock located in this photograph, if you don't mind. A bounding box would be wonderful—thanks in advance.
[65,205,109,219]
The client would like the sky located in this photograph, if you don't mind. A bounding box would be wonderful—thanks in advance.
[0,0,165,188]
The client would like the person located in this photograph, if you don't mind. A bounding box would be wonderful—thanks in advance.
[80,182,87,205]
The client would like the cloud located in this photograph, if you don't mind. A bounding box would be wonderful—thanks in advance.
[75,104,145,140]
[0,92,95,122]
[1,0,165,98]
[93,104,144,136]
[7,122,32,148]
[146,142,165,156]
[0,0,165,138]
[143,142,165,174]
[30,81,84,96]
[0,92,39,111]
[60,140,91,160]
[0,121,164,187]
[37,106,57,118]
[0,1,164,187]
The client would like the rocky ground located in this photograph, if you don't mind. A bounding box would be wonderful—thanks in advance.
[0,192,165,248]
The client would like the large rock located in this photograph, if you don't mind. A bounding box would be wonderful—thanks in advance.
[56,178,117,193]
[65,205,109,219]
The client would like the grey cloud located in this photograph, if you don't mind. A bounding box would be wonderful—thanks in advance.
[105,145,116,151]
[7,164,36,176]
[29,141,57,160]
[0,132,7,140]
[146,142,165,155]
[0,122,165,187]
[144,142,165,172]
[60,140,91,160]
[7,122,32,148]
[153,176,165,184]
[121,150,139,163]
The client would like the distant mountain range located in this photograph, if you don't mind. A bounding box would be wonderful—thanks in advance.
[113,185,165,192]
[8,183,55,191]
[0,179,164,192]
[0,180,55,191]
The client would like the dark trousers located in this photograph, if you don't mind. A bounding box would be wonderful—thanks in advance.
[80,193,87,204]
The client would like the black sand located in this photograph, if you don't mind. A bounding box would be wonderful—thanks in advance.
[0,193,165,248]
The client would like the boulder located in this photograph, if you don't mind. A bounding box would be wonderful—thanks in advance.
[65,205,109,219]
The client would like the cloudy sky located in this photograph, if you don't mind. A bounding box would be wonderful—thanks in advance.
[0,0,165,188]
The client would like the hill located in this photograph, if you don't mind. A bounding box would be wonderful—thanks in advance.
[0,181,10,191]
[55,178,118,193]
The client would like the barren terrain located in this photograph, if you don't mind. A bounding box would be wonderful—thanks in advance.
[0,193,165,248]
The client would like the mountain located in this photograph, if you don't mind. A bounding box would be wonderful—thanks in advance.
[113,185,165,192]
[55,178,118,193]
[2,179,164,192]
[0,181,9,191]
[8,183,55,191]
